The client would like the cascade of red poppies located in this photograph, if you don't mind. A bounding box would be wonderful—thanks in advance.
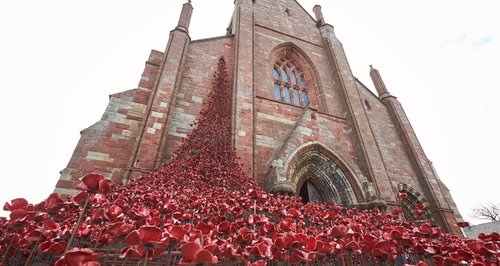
[1,57,499,266]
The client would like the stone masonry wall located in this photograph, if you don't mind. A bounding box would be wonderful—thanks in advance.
[253,0,322,46]
[356,81,419,197]
[55,50,163,195]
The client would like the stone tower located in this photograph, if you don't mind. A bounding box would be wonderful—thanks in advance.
[54,0,463,235]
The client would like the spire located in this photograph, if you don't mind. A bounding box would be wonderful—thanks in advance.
[176,1,193,33]
[313,5,325,26]
[370,65,392,99]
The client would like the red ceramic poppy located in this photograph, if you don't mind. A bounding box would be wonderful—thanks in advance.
[39,239,66,255]
[330,225,348,237]
[419,223,433,235]
[75,173,113,194]
[478,242,498,256]
[119,246,146,259]
[221,244,242,259]
[345,240,361,252]
[456,221,470,227]
[44,193,64,213]
[217,221,231,233]
[390,228,404,240]
[263,223,275,234]
[203,244,221,255]
[193,249,218,264]
[73,191,89,205]
[90,210,104,221]
[55,248,100,266]
[278,218,294,231]
[195,221,213,235]
[106,222,134,237]
[348,223,363,234]
[25,229,45,243]
[103,205,123,221]
[248,189,264,199]
[3,198,28,211]
[127,205,150,220]
[397,192,409,199]
[288,208,303,219]
[449,249,474,261]
[126,225,164,246]
[316,240,334,253]
[180,241,205,264]
[182,242,202,258]
[416,203,425,209]
[9,209,36,224]
[303,236,317,252]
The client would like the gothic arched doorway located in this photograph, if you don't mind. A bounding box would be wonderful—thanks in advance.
[287,144,363,205]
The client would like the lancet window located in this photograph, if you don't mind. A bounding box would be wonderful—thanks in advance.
[273,59,309,107]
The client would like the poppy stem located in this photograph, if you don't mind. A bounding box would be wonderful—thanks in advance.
[112,245,119,265]
[24,222,47,266]
[165,245,172,265]
[65,193,91,253]
[144,249,149,266]
[1,229,17,265]
[345,250,352,266]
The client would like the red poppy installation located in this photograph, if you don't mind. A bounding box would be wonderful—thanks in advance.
[1,58,499,265]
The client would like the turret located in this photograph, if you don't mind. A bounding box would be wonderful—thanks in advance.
[369,65,393,100]
[368,65,460,235]
[176,1,194,33]
[313,5,325,25]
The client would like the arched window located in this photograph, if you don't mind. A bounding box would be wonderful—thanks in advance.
[273,59,309,107]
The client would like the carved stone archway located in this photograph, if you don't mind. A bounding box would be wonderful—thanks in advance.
[268,143,364,205]
[397,183,431,222]
[291,149,357,205]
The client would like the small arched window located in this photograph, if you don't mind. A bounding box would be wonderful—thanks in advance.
[273,59,309,107]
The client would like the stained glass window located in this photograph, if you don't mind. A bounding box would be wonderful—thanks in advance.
[284,86,291,103]
[293,89,300,106]
[274,83,281,101]
[303,90,309,106]
[272,59,310,107]
[281,69,288,83]
[273,68,279,80]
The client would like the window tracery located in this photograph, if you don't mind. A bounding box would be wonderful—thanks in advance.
[273,59,309,107]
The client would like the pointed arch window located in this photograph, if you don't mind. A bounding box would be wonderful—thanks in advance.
[273,59,309,107]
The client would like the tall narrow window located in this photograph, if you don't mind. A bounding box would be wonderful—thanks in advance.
[293,88,300,106]
[284,86,291,103]
[274,83,281,101]
[272,59,310,107]
[291,72,297,85]
[302,90,309,106]
[273,68,279,80]
[281,69,289,83]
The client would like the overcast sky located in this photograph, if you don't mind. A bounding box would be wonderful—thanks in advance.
[0,0,498,225]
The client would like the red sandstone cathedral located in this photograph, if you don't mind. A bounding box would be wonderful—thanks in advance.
[54,0,463,234]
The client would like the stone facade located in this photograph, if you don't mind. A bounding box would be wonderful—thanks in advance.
[54,0,463,235]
